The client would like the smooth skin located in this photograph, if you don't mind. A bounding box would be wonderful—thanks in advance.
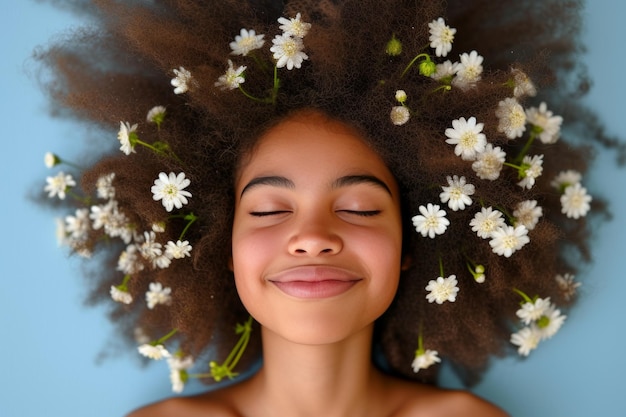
[128,111,508,417]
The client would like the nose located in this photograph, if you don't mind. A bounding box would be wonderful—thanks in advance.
[287,213,343,257]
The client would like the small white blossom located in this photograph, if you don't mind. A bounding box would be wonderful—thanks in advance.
[215,60,247,90]
[44,171,76,200]
[489,225,530,257]
[165,240,192,259]
[412,203,450,238]
[517,154,544,190]
[513,200,543,230]
[537,304,566,340]
[395,90,407,103]
[516,297,552,325]
[425,275,459,304]
[146,106,166,125]
[110,285,133,304]
[495,97,526,139]
[152,222,166,233]
[411,349,441,373]
[445,116,487,160]
[551,170,582,191]
[390,106,410,125]
[428,18,456,57]
[151,172,192,212]
[44,152,60,168]
[134,327,151,345]
[117,121,138,155]
[270,33,308,70]
[472,144,506,180]
[168,355,194,393]
[452,50,483,90]
[96,173,116,199]
[138,343,171,360]
[153,253,172,269]
[278,13,311,38]
[146,282,172,309]
[117,244,144,275]
[470,206,505,239]
[439,175,474,211]
[171,66,193,94]
[65,208,90,241]
[511,68,537,98]
[430,60,457,81]
[229,28,265,56]
[510,325,541,356]
[555,273,581,301]
[560,183,592,219]
[525,102,563,144]
[139,230,163,262]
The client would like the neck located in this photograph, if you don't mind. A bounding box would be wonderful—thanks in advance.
[247,324,385,417]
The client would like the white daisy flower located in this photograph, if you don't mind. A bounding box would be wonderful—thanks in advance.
[495,97,526,139]
[138,343,171,360]
[153,253,172,269]
[146,105,166,125]
[489,225,530,257]
[511,68,537,98]
[117,244,144,275]
[537,304,566,340]
[439,175,475,211]
[146,282,172,309]
[89,199,117,230]
[510,325,541,356]
[390,106,410,125]
[411,349,441,373]
[270,33,308,70]
[96,172,116,199]
[171,66,193,94]
[516,297,552,324]
[412,203,450,238]
[65,208,91,241]
[452,50,483,90]
[165,240,192,259]
[560,183,592,219]
[430,60,457,81]
[555,273,581,301]
[151,172,192,212]
[110,285,133,304]
[472,144,506,180]
[428,17,456,57]
[525,102,563,144]
[425,275,459,304]
[395,90,407,103]
[229,28,265,56]
[445,116,487,160]
[44,152,60,168]
[517,154,544,190]
[278,13,311,38]
[513,200,543,230]
[117,121,138,155]
[139,230,163,262]
[215,59,247,90]
[44,171,76,200]
[551,170,582,191]
[470,206,505,239]
[168,355,194,393]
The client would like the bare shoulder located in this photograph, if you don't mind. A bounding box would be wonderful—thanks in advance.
[389,379,509,417]
[125,389,240,417]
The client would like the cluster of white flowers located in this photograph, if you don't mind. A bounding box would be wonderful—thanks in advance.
[510,294,567,356]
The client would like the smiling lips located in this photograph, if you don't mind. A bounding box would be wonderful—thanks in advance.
[268,266,362,299]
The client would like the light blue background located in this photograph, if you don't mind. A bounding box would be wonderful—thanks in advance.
[2,1,624,416]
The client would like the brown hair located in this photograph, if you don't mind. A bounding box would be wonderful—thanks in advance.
[37,0,621,386]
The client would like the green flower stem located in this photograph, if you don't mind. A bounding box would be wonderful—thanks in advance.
[178,213,198,241]
[271,65,279,105]
[58,158,84,170]
[513,128,539,164]
[67,189,91,205]
[237,84,271,103]
[438,256,445,278]
[512,288,534,304]
[116,274,132,291]
[154,328,178,345]
[401,53,431,78]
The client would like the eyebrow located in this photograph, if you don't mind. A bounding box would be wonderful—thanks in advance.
[240,174,392,197]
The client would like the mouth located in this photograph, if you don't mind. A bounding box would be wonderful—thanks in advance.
[267,266,362,299]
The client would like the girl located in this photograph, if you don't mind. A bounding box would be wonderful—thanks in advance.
[38,0,612,414]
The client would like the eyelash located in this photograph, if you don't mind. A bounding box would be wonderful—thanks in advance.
[249,210,381,217]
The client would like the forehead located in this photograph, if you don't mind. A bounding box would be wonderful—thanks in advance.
[235,112,397,190]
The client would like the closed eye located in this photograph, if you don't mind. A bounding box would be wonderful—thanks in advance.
[249,211,291,217]
[338,210,381,217]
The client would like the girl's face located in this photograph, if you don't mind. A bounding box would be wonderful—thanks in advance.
[232,112,403,345]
